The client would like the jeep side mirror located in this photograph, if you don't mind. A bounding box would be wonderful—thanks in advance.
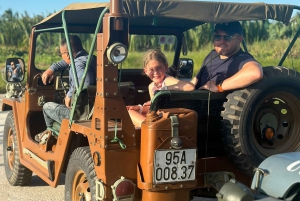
[5,58,25,82]
[177,58,193,79]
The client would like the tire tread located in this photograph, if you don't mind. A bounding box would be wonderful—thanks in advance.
[221,66,300,176]
[3,111,32,186]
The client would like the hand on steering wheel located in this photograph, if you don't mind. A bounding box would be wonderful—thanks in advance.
[42,69,54,85]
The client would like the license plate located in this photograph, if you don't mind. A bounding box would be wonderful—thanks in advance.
[153,149,196,184]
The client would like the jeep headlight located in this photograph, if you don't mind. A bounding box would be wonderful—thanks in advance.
[107,43,128,64]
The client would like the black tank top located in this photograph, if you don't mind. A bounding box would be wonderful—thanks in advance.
[195,49,257,89]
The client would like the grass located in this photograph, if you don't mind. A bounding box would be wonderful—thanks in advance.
[0,74,6,93]
[1,38,300,93]
[123,39,300,75]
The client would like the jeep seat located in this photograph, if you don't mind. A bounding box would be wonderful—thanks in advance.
[49,82,136,136]
[150,90,227,157]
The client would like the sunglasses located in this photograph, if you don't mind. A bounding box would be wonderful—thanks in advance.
[58,52,69,56]
[213,34,238,42]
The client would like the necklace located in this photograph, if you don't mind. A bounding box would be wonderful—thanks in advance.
[154,82,162,88]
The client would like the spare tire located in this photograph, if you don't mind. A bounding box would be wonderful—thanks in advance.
[221,66,300,176]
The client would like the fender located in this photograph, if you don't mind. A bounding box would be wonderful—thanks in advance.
[251,152,300,198]
[2,97,14,111]
[2,97,24,147]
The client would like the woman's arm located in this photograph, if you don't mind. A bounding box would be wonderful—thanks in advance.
[164,76,195,91]
[148,82,155,100]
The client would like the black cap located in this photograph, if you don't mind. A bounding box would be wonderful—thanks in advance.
[214,21,242,36]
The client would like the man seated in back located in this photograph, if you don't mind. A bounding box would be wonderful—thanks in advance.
[191,21,263,92]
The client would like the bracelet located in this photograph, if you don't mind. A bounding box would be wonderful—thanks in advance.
[138,104,143,113]
[217,80,224,92]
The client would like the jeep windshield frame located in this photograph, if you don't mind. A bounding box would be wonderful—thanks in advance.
[34,7,109,125]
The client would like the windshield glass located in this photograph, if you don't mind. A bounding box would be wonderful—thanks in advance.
[122,34,177,70]
[34,32,95,71]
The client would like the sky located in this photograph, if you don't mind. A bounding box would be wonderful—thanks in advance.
[0,0,299,17]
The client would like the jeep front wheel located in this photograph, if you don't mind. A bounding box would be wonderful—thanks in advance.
[65,146,97,201]
[3,111,32,185]
[221,66,300,176]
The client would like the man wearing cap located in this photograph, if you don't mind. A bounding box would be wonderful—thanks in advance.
[191,21,263,92]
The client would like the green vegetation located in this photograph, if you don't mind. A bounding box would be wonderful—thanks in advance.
[122,38,300,73]
[1,38,300,93]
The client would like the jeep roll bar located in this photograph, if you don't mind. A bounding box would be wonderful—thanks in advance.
[34,8,109,126]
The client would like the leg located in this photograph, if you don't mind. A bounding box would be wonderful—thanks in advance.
[128,110,146,127]
[43,102,70,128]
[35,102,70,143]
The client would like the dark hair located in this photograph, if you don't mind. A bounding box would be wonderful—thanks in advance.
[61,35,83,53]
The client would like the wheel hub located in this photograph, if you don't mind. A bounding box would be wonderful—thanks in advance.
[72,170,91,201]
[254,93,300,156]
[7,128,15,170]
[259,113,277,140]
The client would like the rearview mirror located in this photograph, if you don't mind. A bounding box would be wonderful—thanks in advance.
[177,58,193,79]
[5,58,25,82]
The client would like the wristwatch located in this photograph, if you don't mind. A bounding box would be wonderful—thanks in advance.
[217,80,224,92]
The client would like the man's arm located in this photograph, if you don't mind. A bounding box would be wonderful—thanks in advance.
[66,60,88,98]
[220,61,263,91]
[66,56,97,98]
[11,65,22,80]
[18,59,24,75]
[49,60,69,72]
[42,60,69,85]
[200,61,263,92]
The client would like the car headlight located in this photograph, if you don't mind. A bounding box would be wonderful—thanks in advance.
[107,43,128,64]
